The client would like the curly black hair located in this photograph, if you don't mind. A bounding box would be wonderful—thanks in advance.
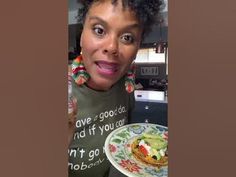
[76,0,163,36]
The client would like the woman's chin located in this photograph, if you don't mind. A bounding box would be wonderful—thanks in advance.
[87,78,116,91]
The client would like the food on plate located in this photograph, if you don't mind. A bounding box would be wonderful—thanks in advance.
[131,132,168,168]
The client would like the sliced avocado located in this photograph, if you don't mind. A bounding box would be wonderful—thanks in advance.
[156,152,161,160]
[142,133,163,140]
[144,138,167,150]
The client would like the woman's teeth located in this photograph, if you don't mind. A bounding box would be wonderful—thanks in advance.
[96,61,118,74]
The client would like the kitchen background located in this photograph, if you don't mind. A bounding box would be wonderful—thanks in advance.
[68,0,168,126]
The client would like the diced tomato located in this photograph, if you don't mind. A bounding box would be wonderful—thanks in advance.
[163,132,168,140]
[139,145,148,156]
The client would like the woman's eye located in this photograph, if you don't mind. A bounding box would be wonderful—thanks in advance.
[93,25,105,36]
[121,34,134,44]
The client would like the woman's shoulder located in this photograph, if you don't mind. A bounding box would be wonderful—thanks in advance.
[68,65,72,75]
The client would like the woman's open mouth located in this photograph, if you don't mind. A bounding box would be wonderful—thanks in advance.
[95,61,119,76]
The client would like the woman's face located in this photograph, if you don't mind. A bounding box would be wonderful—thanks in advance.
[80,0,143,91]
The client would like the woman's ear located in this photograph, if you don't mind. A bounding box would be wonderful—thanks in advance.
[80,32,83,48]
[80,39,82,48]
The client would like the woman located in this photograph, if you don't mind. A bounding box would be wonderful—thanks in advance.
[68,0,162,176]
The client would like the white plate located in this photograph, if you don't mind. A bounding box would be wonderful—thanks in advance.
[105,123,168,177]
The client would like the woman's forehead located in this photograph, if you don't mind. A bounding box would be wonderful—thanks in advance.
[89,0,134,14]
[87,0,138,21]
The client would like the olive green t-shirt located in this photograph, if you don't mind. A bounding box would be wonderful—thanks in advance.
[68,77,134,177]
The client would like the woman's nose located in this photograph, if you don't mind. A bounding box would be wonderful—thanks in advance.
[102,35,118,56]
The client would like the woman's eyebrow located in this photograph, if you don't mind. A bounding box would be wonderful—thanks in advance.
[88,16,108,27]
[88,16,140,31]
[124,23,141,31]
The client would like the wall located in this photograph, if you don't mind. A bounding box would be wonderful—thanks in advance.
[135,63,167,80]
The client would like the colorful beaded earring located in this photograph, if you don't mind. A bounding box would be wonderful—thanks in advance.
[125,64,136,93]
[71,55,90,85]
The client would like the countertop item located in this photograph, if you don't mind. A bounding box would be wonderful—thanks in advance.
[135,90,167,103]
